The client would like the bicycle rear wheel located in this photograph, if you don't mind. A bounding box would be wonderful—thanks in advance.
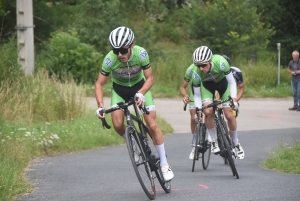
[201,124,211,170]
[141,125,171,193]
[125,126,156,200]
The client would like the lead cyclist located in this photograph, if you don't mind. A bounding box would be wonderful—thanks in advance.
[190,46,245,160]
[95,26,174,180]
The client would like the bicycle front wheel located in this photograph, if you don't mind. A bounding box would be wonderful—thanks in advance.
[192,124,200,172]
[125,126,156,200]
[202,129,211,170]
[141,125,171,193]
[217,121,239,179]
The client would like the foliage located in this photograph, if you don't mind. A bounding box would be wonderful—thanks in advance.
[0,36,24,83]
[250,0,300,64]
[42,31,101,84]
[133,19,165,59]
[33,0,82,46]
[76,0,128,54]
[0,69,88,124]
[181,0,275,60]
[0,0,16,42]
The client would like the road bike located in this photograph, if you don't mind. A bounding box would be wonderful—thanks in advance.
[184,103,211,172]
[99,97,171,200]
[203,96,239,179]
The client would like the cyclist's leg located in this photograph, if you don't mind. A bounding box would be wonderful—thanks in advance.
[201,84,219,153]
[221,87,237,142]
[111,88,126,136]
[229,110,237,138]
[201,84,214,129]
[221,87,244,159]
[189,91,197,143]
[143,91,174,181]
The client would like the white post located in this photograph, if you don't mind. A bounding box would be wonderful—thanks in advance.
[277,43,281,86]
[16,0,34,76]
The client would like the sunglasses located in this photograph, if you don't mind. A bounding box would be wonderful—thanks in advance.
[197,63,209,68]
[113,47,130,55]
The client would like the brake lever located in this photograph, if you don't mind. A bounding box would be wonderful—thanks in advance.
[134,97,150,115]
[99,109,111,129]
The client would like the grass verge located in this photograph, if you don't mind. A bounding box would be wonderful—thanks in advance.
[261,140,300,174]
[0,111,173,201]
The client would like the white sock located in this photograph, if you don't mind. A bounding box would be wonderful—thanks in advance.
[231,130,238,145]
[192,133,196,145]
[155,143,168,167]
[121,134,126,140]
[207,128,216,141]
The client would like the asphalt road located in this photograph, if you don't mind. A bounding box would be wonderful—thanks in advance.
[16,97,300,201]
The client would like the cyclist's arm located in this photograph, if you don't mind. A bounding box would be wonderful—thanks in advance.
[138,66,154,95]
[236,83,244,102]
[193,86,202,109]
[180,79,189,97]
[95,72,108,108]
[225,71,237,101]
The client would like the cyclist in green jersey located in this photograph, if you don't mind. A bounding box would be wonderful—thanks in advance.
[180,65,208,159]
[191,46,244,159]
[95,26,174,180]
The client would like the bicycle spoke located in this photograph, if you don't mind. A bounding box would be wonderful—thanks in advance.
[125,126,156,200]
[141,125,171,193]
[192,124,200,172]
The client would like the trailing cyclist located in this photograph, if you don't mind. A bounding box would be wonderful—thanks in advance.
[191,46,245,160]
[95,26,174,181]
[180,65,209,159]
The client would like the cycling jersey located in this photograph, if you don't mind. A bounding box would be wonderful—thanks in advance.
[184,65,201,87]
[100,45,155,110]
[183,65,201,109]
[101,45,150,87]
[230,67,244,86]
[191,55,237,108]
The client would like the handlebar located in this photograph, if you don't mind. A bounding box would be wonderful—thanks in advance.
[98,97,149,129]
[202,96,234,110]
[183,100,194,111]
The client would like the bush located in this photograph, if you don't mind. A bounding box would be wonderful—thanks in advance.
[0,36,24,83]
[43,31,102,84]
[0,69,88,124]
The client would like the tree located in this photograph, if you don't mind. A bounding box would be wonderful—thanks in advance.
[75,0,129,54]
[181,0,275,61]
[0,0,16,43]
[249,0,300,65]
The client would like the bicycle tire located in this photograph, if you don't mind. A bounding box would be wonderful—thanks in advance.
[192,123,200,172]
[125,126,156,200]
[216,120,239,179]
[222,130,239,179]
[219,116,237,169]
[201,124,211,170]
[216,124,234,176]
[141,125,171,193]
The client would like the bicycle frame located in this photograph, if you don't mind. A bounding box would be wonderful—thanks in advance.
[99,97,171,198]
[202,96,239,179]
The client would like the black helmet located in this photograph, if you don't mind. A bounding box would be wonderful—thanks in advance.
[222,55,231,66]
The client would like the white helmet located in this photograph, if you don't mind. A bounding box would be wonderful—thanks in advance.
[108,26,134,48]
[193,46,212,65]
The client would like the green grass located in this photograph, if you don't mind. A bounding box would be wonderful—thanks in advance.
[261,140,300,174]
[0,112,173,201]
